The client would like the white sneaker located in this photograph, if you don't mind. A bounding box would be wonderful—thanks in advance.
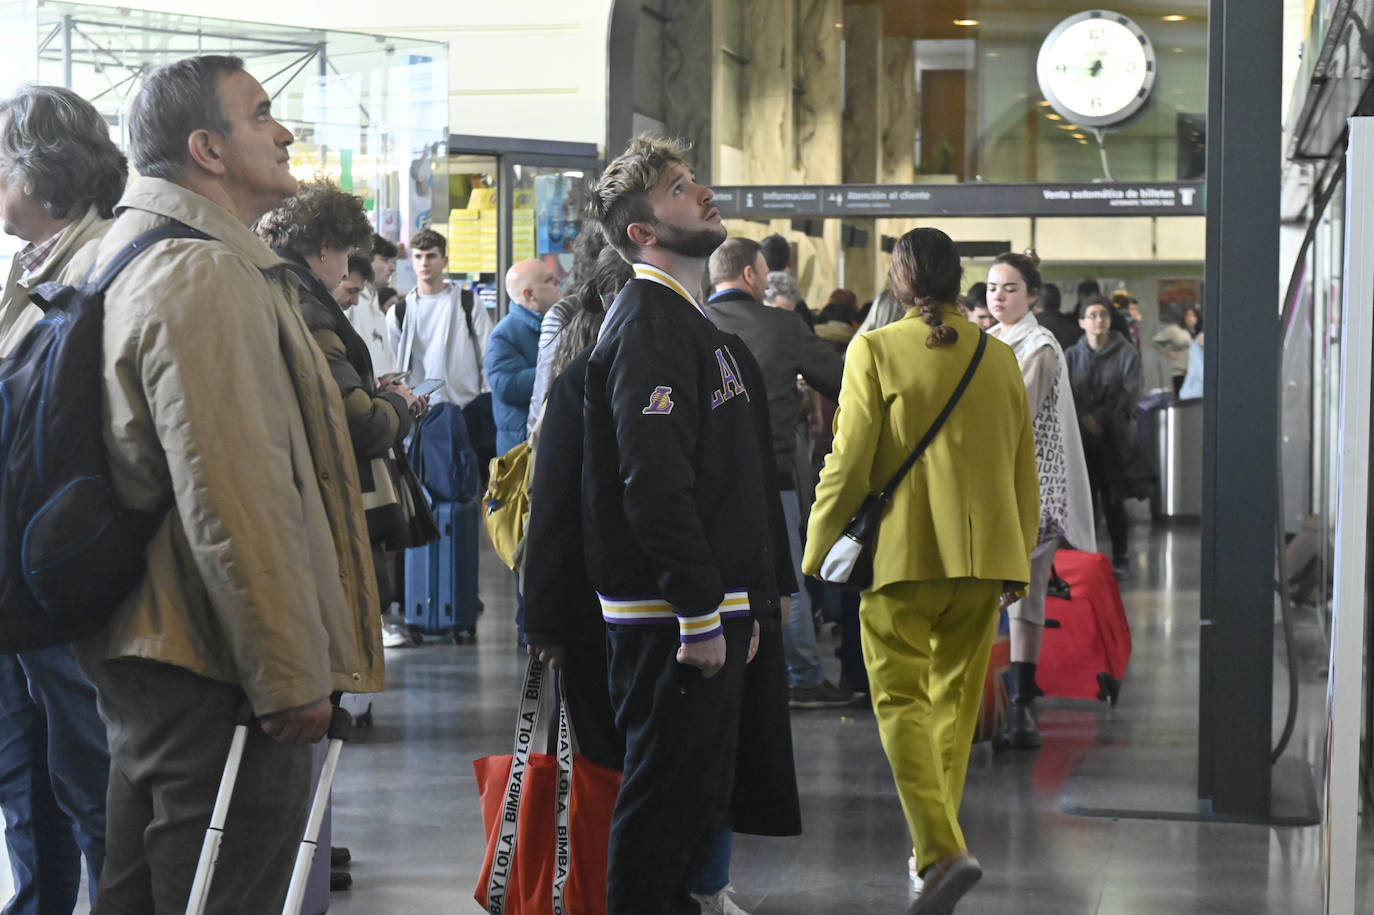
[382,622,410,648]
[689,883,751,915]
[908,856,924,895]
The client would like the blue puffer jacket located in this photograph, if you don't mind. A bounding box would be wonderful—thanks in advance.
[485,302,543,455]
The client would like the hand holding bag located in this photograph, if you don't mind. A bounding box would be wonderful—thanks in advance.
[818,330,987,591]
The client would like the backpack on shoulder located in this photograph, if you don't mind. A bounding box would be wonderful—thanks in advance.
[481,441,530,571]
[0,223,211,652]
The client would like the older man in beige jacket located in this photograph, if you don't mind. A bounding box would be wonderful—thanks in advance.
[78,56,382,914]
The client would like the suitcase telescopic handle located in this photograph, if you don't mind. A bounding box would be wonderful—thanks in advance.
[185,698,255,915]
[280,706,353,915]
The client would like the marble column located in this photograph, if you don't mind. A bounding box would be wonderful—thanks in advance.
[841,2,883,304]
[739,0,794,184]
[663,0,717,181]
[877,35,918,290]
[793,0,843,306]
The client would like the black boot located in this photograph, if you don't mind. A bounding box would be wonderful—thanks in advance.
[1007,661,1042,749]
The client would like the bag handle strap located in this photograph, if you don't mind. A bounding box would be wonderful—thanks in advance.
[875,330,987,507]
[552,671,578,911]
[91,223,213,293]
[487,656,555,910]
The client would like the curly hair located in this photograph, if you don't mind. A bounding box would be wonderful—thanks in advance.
[888,227,963,348]
[0,84,127,220]
[257,177,372,257]
[590,134,690,261]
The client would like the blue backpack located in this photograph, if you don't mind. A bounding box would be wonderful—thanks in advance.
[0,223,210,652]
[407,401,481,504]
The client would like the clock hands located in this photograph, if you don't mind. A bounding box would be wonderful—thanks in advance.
[1089,59,1104,77]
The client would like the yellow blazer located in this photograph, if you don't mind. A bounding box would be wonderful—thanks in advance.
[802,306,1040,592]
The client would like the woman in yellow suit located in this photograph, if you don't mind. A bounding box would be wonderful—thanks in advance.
[803,228,1040,915]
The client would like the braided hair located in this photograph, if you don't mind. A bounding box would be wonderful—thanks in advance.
[888,227,963,348]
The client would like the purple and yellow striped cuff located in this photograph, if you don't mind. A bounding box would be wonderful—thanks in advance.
[598,590,752,643]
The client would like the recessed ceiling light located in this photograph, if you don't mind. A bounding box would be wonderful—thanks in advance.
[1173,47,1185,53]
[1056,123,1075,129]
[834,22,843,28]
[954,19,979,27]
[1162,14,1187,22]
[1046,113,1063,121]
[1037,100,1052,107]
[1071,133,1087,139]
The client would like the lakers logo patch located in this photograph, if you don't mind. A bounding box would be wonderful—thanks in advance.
[642,386,675,415]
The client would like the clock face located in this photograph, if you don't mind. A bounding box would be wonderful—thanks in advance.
[1037,10,1157,128]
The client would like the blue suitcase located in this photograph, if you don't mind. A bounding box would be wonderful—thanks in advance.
[403,500,480,643]
[435,500,481,639]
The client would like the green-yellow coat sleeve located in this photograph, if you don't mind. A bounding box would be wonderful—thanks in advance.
[802,334,882,576]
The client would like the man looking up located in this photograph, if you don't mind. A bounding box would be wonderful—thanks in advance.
[0,82,122,915]
[583,136,778,914]
[704,236,850,709]
[82,55,383,913]
[347,233,398,376]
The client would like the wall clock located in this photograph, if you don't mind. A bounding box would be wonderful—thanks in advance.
[1037,9,1157,128]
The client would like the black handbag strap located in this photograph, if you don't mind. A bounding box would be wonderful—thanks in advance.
[875,330,987,506]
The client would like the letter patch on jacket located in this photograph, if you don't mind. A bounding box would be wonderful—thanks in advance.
[710,345,749,409]
[642,386,675,415]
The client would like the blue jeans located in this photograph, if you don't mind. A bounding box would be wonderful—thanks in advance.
[689,820,732,896]
[0,646,109,915]
[780,490,824,688]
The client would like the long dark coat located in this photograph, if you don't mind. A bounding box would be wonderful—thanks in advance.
[522,338,801,836]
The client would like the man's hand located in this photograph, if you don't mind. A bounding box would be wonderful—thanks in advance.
[527,641,567,669]
[747,621,761,664]
[260,698,333,745]
[999,590,1020,611]
[676,633,726,678]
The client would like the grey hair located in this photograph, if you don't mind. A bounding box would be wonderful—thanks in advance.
[858,289,907,334]
[764,270,801,305]
[0,84,126,219]
[129,55,244,181]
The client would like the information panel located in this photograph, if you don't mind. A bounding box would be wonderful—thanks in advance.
[711,181,1204,219]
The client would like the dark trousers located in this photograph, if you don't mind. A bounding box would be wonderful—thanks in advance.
[82,659,311,915]
[1084,442,1129,560]
[605,618,751,915]
[0,646,108,915]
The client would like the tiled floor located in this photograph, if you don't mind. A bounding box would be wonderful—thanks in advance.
[5,517,1370,914]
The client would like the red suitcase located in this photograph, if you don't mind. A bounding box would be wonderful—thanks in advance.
[1039,549,1131,704]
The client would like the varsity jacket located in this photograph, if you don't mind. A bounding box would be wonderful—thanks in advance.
[582,266,777,643]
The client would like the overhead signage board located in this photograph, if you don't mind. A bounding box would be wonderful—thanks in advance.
[712,181,1205,219]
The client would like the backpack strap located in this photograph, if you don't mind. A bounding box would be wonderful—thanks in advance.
[91,223,214,293]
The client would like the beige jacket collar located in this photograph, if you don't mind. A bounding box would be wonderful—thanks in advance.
[115,176,284,272]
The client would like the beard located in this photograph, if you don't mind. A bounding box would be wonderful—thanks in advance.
[653,219,726,259]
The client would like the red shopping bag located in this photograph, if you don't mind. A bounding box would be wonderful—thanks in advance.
[474,657,621,914]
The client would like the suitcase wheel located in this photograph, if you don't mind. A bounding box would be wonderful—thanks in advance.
[352,702,373,728]
[452,628,477,645]
[407,626,425,645]
[1096,672,1122,706]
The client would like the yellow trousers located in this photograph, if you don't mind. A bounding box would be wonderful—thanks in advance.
[860,577,1001,874]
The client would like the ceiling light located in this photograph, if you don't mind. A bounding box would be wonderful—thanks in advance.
[1046,113,1063,121]
[954,19,979,27]
[986,51,999,57]
[1071,133,1087,139]
[1173,47,1185,53]
[1162,14,1187,22]
[1056,123,1075,129]
[1037,100,1052,107]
